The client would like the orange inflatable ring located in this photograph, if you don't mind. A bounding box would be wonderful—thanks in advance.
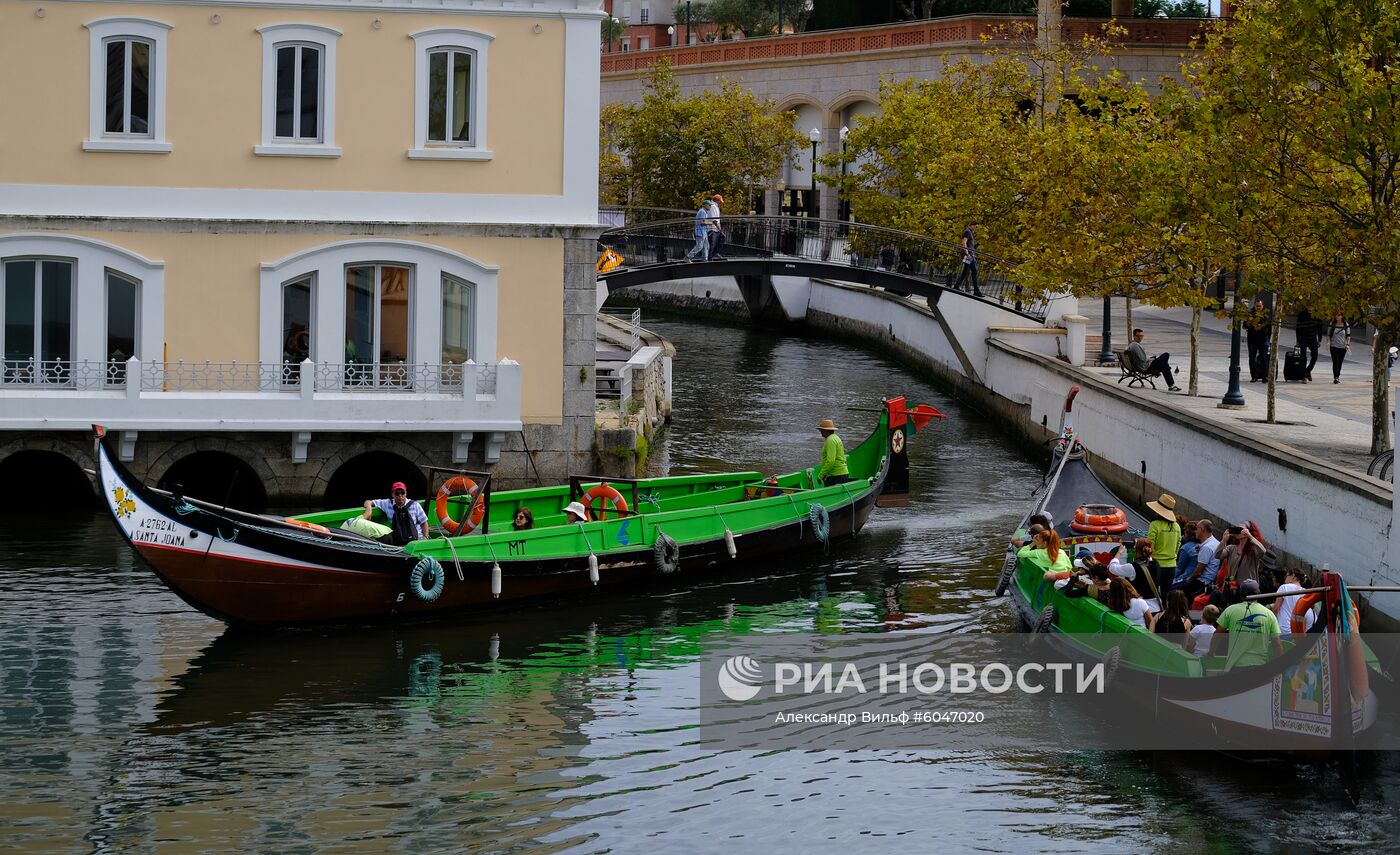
[582,484,629,520]
[435,476,486,535]
[1070,504,1128,534]
[1290,592,1361,636]
[284,518,330,535]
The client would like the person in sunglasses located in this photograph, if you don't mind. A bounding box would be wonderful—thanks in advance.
[362,481,428,546]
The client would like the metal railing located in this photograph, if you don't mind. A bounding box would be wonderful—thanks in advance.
[2,358,131,389]
[599,215,1047,320]
[598,307,642,355]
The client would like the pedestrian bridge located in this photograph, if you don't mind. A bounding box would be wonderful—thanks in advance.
[597,215,1047,324]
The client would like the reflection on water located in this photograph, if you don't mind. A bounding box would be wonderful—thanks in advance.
[3,317,1399,852]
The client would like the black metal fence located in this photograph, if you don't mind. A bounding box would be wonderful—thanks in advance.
[599,215,1046,320]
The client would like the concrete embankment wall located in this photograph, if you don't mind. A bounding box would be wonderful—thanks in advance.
[611,276,1399,627]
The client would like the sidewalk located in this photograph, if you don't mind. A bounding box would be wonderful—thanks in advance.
[1075,299,1396,477]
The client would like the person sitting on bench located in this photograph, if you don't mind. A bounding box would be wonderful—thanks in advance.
[1124,328,1181,392]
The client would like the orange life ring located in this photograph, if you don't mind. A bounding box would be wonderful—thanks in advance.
[284,517,330,535]
[1290,593,1322,635]
[435,476,486,535]
[582,484,629,520]
[1070,504,1128,534]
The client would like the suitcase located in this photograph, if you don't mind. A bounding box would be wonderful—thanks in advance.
[1283,347,1307,381]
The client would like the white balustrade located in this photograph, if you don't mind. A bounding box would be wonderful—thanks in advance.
[0,356,523,433]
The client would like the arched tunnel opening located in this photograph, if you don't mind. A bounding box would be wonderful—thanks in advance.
[0,450,96,510]
[323,452,426,511]
[157,452,269,513]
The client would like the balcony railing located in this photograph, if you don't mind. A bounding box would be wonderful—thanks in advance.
[0,356,523,435]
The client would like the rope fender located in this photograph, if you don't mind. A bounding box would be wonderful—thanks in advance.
[808,503,830,545]
[410,556,446,602]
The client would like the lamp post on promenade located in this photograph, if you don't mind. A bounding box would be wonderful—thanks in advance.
[685,1,691,45]
[667,25,675,46]
[808,127,821,223]
[1220,265,1247,407]
[778,0,784,35]
[838,125,849,224]
[1097,297,1114,365]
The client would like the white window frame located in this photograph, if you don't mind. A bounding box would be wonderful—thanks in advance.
[440,273,476,364]
[256,23,341,158]
[409,28,493,162]
[0,234,165,371]
[258,240,498,371]
[83,17,172,154]
[344,262,417,371]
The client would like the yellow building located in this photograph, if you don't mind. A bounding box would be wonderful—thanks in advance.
[0,0,605,505]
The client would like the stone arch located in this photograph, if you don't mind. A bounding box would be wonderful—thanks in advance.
[826,91,881,129]
[145,436,279,488]
[321,443,434,510]
[775,93,823,115]
[0,437,97,506]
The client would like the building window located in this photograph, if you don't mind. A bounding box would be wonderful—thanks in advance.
[621,39,630,52]
[256,24,341,157]
[427,49,474,145]
[281,276,313,384]
[441,274,474,365]
[84,17,171,153]
[409,28,493,161]
[640,6,650,24]
[639,36,650,50]
[344,264,411,386]
[274,43,322,141]
[105,270,139,385]
[3,260,73,385]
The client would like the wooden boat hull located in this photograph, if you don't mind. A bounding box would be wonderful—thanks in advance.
[98,398,928,627]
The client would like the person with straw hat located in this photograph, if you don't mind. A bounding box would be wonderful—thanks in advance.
[1145,492,1182,580]
[816,418,851,486]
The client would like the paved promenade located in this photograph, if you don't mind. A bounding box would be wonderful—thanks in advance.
[1076,299,1396,478]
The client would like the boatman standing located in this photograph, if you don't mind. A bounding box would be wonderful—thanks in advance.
[363,481,429,546]
[817,418,851,486]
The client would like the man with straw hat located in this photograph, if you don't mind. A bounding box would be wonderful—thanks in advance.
[817,418,851,486]
[1145,492,1182,582]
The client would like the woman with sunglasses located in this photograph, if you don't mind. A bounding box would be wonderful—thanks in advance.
[512,508,534,531]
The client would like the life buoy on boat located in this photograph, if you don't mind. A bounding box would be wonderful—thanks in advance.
[284,518,330,535]
[1290,593,1322,635]
[1070,504,1129,534]
[582,484,629,521]
[435,477,486,535]
[653,532,680,574]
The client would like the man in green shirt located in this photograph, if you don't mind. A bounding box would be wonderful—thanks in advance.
[1216,579,1283,669]
[817,418,851,485]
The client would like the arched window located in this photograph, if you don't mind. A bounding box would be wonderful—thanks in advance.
[410,29,493,161]
[0,235,163,388]
[257,24,341,157]
[84,17,172,153]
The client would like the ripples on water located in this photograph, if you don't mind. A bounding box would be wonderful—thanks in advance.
[3,317,1399,853]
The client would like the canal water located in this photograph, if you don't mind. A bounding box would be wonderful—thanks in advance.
[3,316,1398,852]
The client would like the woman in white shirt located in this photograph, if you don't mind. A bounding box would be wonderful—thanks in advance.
[1107,577,1154,629]
[1273,569,1315,635]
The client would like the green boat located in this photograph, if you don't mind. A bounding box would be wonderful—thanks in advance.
[998,385,1382,764]
[97,397,941,627]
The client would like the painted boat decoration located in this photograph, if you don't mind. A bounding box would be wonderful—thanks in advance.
[996,385,1382,763]
[97,397,942,627]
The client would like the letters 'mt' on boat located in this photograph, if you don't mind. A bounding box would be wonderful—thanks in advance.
[96,397,942,627]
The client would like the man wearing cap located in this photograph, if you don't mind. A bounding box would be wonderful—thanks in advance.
[1145,493,1182,581]
[1216,578,1283,669]
[563,501,589,524]
[817,418,850,486]
[706,194,726,259]
[363,481,429,546]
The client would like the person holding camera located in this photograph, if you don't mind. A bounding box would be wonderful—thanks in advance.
[1215,521,1269,589]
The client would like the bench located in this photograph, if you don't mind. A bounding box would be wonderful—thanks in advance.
[1117,350,1156,389]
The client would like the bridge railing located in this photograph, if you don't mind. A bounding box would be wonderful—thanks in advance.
[600,216,1048,320]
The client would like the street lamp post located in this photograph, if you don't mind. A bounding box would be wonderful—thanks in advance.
[1221,265,1247,407]
[1097,296,1113,365]
[667,25,675,46]
[808,127,821,222]
[838,125,849,223]
[685,1,691,45]
[778,0,784,35]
